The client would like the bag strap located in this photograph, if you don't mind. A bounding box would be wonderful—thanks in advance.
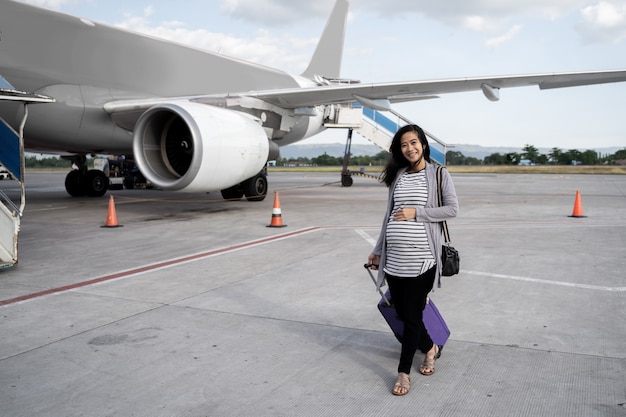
[436,165,451,244]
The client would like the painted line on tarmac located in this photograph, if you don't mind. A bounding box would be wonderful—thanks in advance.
[1,225,379,307]
[356,228,625,292]
[0,226,323,307]
[7,225,620,308]
[464,270,626,292]
[451,220,626,229]
[355,228,377,246]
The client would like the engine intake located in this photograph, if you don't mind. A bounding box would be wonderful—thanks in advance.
[132,101,269,192]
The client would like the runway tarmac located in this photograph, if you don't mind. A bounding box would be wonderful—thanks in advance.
[1,170,625,417]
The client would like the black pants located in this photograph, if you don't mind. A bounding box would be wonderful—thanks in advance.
[386,266,437,374]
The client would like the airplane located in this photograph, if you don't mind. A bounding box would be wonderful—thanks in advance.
[1,0,626,202]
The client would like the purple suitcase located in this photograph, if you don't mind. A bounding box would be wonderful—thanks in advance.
[365,264,450,349]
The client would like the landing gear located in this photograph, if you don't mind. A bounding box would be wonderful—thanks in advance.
[64,170,85,197]
[341,173,353,187]
[63,155,109,197]
[341,128,354,187]
[220,169,268,202]
[220,184,244,201]
[85,169,109,197]
[242,172,268,202]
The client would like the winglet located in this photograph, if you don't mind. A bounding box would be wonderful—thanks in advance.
[301,0,349,79]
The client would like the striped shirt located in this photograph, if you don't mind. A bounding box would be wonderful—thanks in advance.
[384,170,435,277]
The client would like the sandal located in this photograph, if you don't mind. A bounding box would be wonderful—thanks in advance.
[419,344,440,376]
[392,372,410,396]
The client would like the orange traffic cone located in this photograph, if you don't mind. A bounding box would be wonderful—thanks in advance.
[267,191,287,228]
[102,195,123,227]
[569,190,586,218]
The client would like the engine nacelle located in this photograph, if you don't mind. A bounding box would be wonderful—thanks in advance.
[132,101,269,192]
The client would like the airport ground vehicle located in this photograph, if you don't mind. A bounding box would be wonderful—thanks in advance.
[106,157,152,190]
[0,164,11,180]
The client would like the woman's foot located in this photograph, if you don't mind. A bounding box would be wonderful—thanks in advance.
[392,372,410,396]
[419,344,439,376]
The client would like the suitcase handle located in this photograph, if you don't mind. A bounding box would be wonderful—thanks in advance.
[363,264,391,306]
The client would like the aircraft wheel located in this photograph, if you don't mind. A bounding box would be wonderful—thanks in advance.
[341,174,353,187]
[65,170,86,197]
[85,169,109,197]
[221,185,244,201]
[243,173,267,202]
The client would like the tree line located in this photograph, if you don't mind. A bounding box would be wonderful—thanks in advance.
[278,145,626,166]
[447,145,626,166]
[24,156,72,168]
[21,146,626,169]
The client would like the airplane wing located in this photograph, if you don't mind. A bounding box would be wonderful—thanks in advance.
[250,69,626,107]
[104,68,626,118]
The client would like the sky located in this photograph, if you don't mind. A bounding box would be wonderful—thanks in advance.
[18,0,626,151]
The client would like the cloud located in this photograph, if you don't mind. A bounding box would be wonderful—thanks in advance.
[217,0,626,47]
[220,0,336,25]
[20,0,78,9]
[577,1,626,42]
[462,15,496,32]
[354,0,585,20]
[486,24,524,48]
[112,7,311,73]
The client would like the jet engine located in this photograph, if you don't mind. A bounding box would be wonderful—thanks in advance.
[132,101,269,193]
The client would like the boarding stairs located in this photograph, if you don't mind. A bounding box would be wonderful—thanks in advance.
[0,75,54,268]
[323,103,453,186]
[325,103,452,165]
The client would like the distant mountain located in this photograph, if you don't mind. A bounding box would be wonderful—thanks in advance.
[279,143,383,159]
[279,143,622,160]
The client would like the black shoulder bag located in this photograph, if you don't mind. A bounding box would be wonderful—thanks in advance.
[436,166,460,276]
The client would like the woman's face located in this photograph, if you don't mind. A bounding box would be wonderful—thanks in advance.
[399,131,425,169]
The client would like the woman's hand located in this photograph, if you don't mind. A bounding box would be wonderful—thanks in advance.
[367,253,380,270]
[393,207,416,221]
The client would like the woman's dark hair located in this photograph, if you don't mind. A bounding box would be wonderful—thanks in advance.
[380,124,431,187]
